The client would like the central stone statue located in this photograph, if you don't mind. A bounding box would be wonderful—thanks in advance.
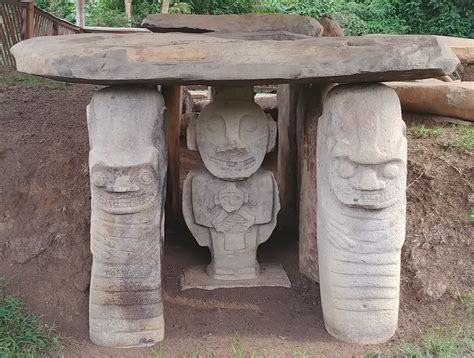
[182,86,289,288]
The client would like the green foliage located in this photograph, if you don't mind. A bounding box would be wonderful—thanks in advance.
[0,279,60,357]
[410,124,444,138]
[169,2,193,14]
[86,0,131,26]
[179,0,257,15]
[36,0,473,36]
[36,0,76,23]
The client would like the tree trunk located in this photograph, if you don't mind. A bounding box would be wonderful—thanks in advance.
[124,0,132,20]
[76,0,84,27]
[161,0,170,14]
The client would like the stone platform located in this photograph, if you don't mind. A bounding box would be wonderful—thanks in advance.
[181,263,291,290]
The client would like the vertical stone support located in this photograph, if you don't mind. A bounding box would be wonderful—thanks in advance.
[277,84,299,228]
[87,86,167,347]
[317,83,407,344]
[297,84,332,282]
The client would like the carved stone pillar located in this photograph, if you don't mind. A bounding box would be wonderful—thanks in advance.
[182,86,290,289]
[87,86,167,347]
[317,83,407,344]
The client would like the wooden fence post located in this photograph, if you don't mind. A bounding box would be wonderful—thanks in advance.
[20,0,35,39]
[26,0,34,38]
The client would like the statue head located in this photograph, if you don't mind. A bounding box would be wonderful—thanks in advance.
[187,86,276,180]
[216,185,247,213]
[321,83,407,210]
[87,86,166,214]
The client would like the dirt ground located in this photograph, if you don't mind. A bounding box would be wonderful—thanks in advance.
[0,66,473,357]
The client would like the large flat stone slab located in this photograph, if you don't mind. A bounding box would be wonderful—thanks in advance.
[11,33,459,85]
[142,13,323,37]
[180,263,291,290]
[387,79,474,122]
[436,36,474,64]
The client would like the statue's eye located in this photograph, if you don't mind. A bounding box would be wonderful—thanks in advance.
[138,168,154,185]
[206,115,225,133]
[92,172,107,187]
[382,163,399,179]
[240,115,258,133]
[337,160,355,178]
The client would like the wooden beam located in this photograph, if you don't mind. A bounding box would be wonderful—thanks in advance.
[162,85,183,222]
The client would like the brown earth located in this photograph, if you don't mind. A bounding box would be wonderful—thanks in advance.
[0,66,472,357]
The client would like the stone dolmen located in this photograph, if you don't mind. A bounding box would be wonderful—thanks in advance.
[11,29,459,347]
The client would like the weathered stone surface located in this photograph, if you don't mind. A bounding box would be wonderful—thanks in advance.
[142,13,323,37]
[317,83,407,344]
[182,86,282,283]
[88,86,167,347]
[387,80,474,122]
[183,168,280,280]
[181,263,291,290]
[436,35,474,64]
[319,15,344,37]
[462,64,474,81]
[277,84,299,228]
[187,86,276,180]
[297,84,333,283]
[11,34,459,85]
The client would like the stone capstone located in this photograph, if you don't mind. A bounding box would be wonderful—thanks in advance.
[142,13,323,37]
[11,34,459,85]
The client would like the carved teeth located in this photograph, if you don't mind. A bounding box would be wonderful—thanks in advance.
[95,192,155,212]
[209,156,256,169]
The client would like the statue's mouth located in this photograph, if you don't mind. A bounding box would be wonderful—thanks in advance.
[209,156,256,169]
[340,187,400,209]
[94,191,155,214]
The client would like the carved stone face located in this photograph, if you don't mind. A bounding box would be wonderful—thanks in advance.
[91,163,157,214]
[196,100,269,180]
[322,83,407,210]
[217,187,245,213]
[330,157,406,209]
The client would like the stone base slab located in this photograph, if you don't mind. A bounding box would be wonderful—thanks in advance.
[180,263,291,290]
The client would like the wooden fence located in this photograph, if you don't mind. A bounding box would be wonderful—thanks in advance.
[0,0,82,66]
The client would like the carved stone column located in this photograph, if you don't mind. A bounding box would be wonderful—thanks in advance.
[317,83,407,344]
[182,86,290,289]
[87,86,167,347]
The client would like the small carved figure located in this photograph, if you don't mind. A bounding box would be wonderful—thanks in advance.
[317,83,407,344]
[183,86,284,284]
[87,87,167,347]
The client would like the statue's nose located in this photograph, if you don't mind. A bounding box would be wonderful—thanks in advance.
[353,168,385,191]
[106,176,139,193]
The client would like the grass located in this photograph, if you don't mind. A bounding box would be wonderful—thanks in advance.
[448,125,474,152]
[0,70,65,89]
[400,326,473,358]
[469,209,474,225]
[0,277,60,357]
[410,124,444,138]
